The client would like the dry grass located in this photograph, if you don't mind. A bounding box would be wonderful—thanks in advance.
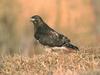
[0,47,100,75]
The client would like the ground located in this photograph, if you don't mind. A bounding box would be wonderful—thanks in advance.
[0,47,100,75]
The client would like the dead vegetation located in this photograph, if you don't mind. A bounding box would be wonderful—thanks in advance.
[0,47,100,75]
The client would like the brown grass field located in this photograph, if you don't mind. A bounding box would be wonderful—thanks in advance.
[0,0,100,75]
[0,47,100,75]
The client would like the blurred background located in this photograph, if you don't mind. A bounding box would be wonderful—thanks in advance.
[0,0,100,56]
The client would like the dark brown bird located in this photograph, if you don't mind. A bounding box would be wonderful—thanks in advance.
[31,15,79,51]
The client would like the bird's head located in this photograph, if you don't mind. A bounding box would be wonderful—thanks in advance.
[31,15,43,25]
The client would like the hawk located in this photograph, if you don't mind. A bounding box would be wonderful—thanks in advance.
[31,15,79,52]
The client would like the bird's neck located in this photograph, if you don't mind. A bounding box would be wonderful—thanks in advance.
[33,22,43,33]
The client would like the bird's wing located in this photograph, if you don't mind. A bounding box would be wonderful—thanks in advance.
[46,25,70,42]
[43,24,71,43]
[37,29,70,47]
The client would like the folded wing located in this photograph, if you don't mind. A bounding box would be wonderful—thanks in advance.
[35,26,70,47]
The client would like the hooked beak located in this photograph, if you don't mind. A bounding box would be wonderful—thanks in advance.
[31,18,35,22]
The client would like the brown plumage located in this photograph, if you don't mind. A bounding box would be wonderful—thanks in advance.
[31,15,79,51]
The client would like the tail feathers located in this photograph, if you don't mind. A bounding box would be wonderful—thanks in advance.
[64,43,79,51]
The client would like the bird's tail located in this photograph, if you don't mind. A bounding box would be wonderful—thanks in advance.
[64,43,79,51]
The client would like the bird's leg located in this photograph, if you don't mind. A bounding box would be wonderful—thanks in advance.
[51,47,64,52]
[45,47,52,54]
[51,48,55,52]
